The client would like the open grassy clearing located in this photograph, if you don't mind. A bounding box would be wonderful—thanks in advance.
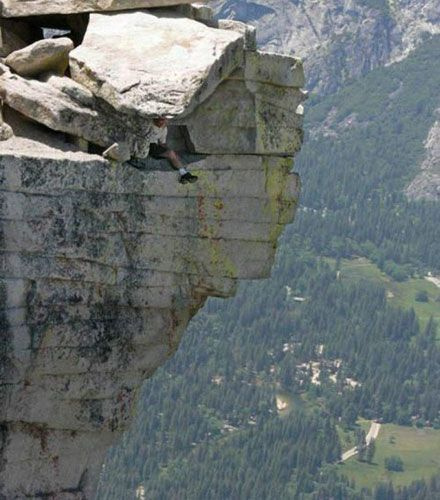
[337,419,373,452]
[337,426,357,451]
[326,257,440,331]
[340,424,440,489]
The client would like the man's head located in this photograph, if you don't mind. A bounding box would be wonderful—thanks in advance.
[153,116,168,128]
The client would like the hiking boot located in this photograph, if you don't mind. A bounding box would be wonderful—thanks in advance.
[179,172,198,184]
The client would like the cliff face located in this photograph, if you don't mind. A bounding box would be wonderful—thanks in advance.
[406,115,440,201]
[0,3,304,498]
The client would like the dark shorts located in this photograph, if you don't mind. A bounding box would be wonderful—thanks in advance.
[149,143,169,159]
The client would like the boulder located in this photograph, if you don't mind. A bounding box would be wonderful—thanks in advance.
[40,72,95,107]
[245,51,305,88]
[0,64,151,157]
[69,10,244,118]
[172,3,257,51]
[5,37,74,77]
[174,2,214,23]
[181,51,307,155]
[218,19,257,51]
[0,0,197,17]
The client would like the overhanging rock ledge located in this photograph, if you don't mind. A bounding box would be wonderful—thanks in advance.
[0,2,305,498]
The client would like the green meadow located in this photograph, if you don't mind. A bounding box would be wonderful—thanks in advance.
[327,257,440,332]
[340,423,440,489]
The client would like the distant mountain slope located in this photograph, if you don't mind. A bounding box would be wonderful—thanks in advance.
[213,0,440,94]
[297,34,440,272]
[406,117,440,201]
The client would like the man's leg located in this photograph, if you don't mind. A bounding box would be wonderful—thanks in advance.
[161,149,184,170]
[160,149,198,184]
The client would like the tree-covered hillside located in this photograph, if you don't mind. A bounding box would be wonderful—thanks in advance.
[298,35,440,277]
[97,37,440,499]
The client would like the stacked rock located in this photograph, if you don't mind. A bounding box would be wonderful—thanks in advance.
[0,2,306,498]
[0,0,305,160]
[1,0,199,16]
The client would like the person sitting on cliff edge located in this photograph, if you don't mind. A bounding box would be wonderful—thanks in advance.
[150,117,198,184]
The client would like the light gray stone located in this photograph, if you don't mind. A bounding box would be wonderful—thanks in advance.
[0,121,13,140]
[5,37,74,77]
[182,73,306,155]
[0,16,306,498]
[0,64,151,157]
[0,147,300,497]
[218,19,257,50]
[40,72,95,107]
[181,49,306,154]
[255,94,304,154]
[406,118,440,201]
[175,2,214,22]
[69,10,244,118]
[245,50,305,88]
[0,0,197,17]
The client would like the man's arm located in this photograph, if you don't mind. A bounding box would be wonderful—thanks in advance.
[158,127,168,146]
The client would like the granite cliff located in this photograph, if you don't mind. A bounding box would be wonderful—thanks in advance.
[0,1,305,498]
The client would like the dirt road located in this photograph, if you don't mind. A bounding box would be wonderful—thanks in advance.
[341,421,381,462]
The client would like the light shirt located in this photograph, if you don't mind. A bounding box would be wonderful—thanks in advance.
[150,125,168,145]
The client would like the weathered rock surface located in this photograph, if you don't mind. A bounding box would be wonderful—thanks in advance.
[0,120,12,140]
[0,7,305,499]
[0,64,152,157]
[175,2,214,23]
[181,51,306,155]
[69,10,245,118]
[0,145,300,498]
[5,37,74,77]
[406,117,440,201]
[0,0,197,17]
[217,18,257,50]
[245,50,305,88]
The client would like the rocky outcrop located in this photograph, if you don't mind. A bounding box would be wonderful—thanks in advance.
[69,10,244,118]
[406,116,440,201]
[182,51,305,155]
[0,2,305,498]
[0,64,152,158]
[0,146,300,499]
[5,37,74,77]
[0,0,196,17]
